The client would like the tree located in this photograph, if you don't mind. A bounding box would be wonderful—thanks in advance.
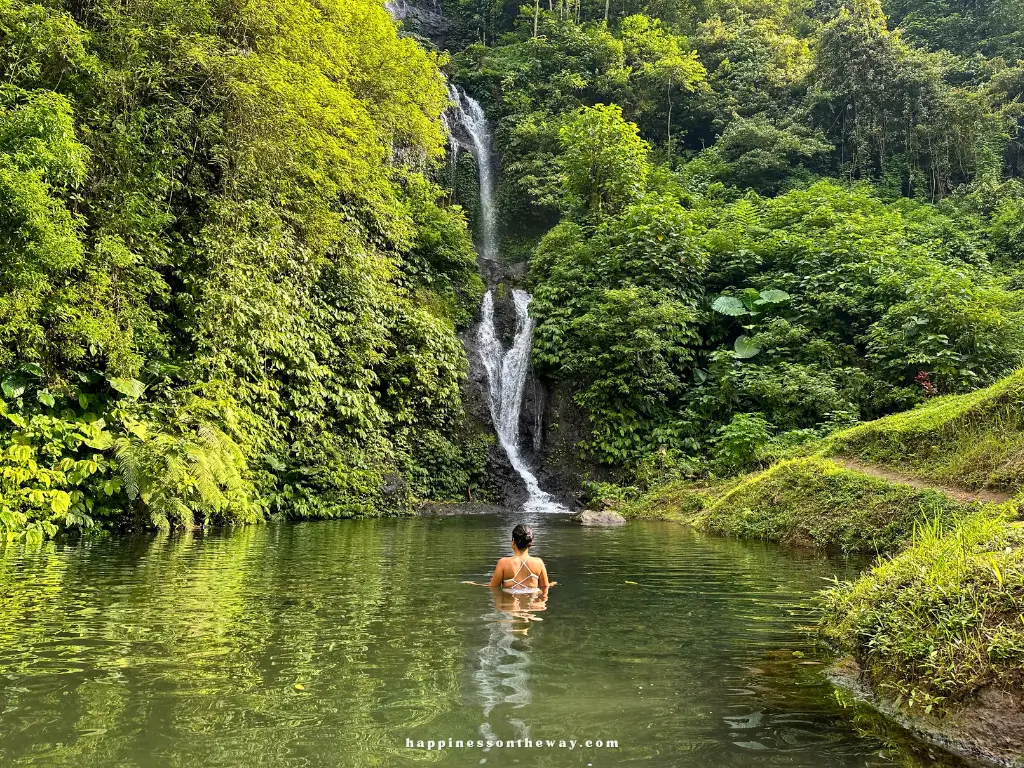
[559,103,652,216]
[620,14,706,157]
[810,0,1008,198]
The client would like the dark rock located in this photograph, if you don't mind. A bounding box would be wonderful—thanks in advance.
[386,0,449,45]
[381,472,408,501]
[534,382,618,504]
[417,502,508,516]
[569,510,627,526]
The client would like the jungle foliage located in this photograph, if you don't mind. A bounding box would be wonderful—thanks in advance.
[447,0,1024,480]
[0,0,490,542]
[4,0,1024,540]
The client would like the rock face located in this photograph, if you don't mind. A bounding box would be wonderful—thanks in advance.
[418,501,508,516]
[534,382,616,506]
[829,657,1024,767]
[385,0,449,44]
[570,510,627,526]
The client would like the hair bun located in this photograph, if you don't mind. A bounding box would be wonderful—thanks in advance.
[512,524,534,549]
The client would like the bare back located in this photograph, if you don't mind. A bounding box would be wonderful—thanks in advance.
[489,553,550,593]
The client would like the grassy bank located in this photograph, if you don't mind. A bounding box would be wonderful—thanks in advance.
[820,513,1024,713]
[823,368,1024,499]
[700,458,982,554]
[619,479,736,523]
[622,457,982,553]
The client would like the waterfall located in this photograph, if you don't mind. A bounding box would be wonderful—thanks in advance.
[446,85,498,262]
[446,86,565,513]
[477,291,563,513]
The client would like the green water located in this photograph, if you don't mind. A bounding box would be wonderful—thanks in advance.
[0,515,955,767]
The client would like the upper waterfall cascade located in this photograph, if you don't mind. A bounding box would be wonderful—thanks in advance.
[446,86,566,513]
[446,85,498,262]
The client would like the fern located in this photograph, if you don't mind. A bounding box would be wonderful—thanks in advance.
[114,439,142,501]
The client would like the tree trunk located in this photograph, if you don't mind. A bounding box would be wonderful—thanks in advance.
[605,0,610,21]
[666,81,673,162]
[534,0,539,37]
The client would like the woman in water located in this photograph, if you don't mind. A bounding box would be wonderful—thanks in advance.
[464,524,555,594]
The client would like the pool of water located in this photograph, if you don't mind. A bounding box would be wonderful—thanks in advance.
[0,514,959,767]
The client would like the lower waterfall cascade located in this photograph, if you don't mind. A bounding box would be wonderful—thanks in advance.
[477,290,566,513]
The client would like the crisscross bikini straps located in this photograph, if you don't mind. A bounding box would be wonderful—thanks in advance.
[502,556,537,590]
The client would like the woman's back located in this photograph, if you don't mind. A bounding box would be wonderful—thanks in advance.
[500,554,544,594]
[462,525,555,594]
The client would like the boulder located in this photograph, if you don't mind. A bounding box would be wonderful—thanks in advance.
[570,510,626,526]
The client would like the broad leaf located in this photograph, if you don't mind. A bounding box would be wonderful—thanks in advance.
[741,288,762,310]
[711,296,748,316]
[108,377,146,399]
[36,391,55,407]
[755,289,791,305]
[734,335,762,359]
[1,376,27,399]
[20,362,45,377]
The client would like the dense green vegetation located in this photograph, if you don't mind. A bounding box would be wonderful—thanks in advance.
[0,0,492,542]
[3,0,1023,551]
[445,0,1024,484]
[0,0,1021,750]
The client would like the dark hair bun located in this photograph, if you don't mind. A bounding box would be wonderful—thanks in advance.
[512,524,534,550]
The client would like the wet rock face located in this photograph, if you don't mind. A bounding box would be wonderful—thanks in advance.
[385,0,449,44]
[489,287,520,346]
[529,382,617,507]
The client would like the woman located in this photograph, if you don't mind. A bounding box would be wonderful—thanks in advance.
[464,524,555,594]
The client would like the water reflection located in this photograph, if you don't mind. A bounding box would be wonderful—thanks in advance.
[474,587,549,746]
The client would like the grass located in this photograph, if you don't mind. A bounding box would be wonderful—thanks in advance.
[823,368,1024,497]
[619,478,737,523]
[820,511,1024,711]
[622,457,980,554]
[697,457,981,554]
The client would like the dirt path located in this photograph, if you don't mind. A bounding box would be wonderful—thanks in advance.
[831,457,1014,505]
